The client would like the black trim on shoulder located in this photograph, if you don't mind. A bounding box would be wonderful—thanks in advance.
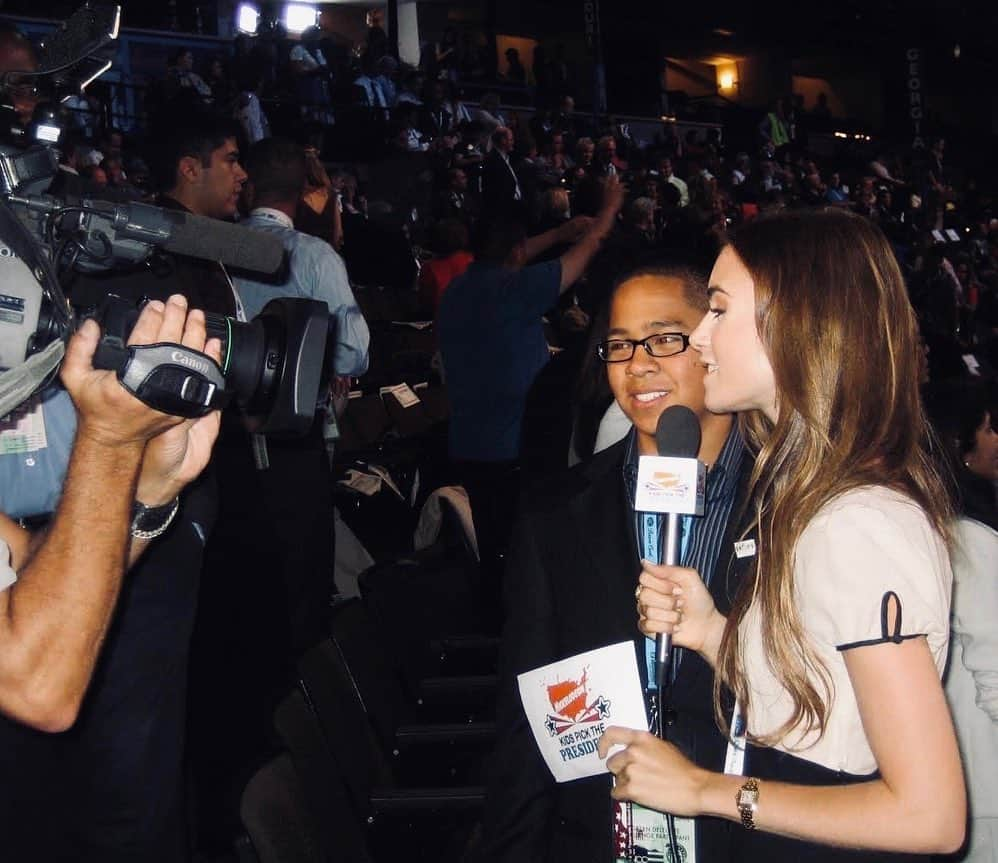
[835,590,926,651]
[836,633,925,652]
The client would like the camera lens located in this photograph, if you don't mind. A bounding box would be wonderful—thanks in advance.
[204,311,277,413]
[89,295,331,437]
[198,300,331,436]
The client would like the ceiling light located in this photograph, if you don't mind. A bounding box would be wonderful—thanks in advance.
[283,4,318,34]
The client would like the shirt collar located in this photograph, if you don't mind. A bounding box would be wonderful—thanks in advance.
[250,207,294,229]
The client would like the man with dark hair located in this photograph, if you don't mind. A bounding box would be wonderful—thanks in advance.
[438,179,625,630]
[72,114,248,317]
[188,136,369,853]
[472,217,529,264]
[155,116,246,222]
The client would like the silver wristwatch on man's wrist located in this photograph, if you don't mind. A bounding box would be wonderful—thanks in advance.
[130,497,180,540]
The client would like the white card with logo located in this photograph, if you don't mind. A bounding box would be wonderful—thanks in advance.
[517,641,648,783]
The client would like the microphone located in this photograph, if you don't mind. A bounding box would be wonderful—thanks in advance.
[634,405,704,703]
[91,201,287,275]
[11,195,287,275]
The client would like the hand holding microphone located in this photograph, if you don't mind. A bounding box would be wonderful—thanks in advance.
[636,561,725,666]
[633,404,704,697]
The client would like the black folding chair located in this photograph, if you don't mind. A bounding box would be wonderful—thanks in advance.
[305,601,496,785]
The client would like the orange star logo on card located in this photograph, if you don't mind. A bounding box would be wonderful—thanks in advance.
[543,668,612,736]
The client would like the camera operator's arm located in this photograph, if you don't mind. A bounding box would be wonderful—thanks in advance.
[0,513,31,570]
[0,296,218,732]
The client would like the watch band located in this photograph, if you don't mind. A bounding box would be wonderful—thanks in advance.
[736,777,760,830]
[130,497,180,540]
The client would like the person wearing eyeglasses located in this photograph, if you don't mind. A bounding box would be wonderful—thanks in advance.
[478,260,750,863]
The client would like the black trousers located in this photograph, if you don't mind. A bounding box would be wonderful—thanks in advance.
[0,479,215,863]
[188,421,336,852]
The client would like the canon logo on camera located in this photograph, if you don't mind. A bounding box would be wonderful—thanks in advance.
[171,350,210,375]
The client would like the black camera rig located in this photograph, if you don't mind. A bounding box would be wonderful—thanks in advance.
[0,3,332,436]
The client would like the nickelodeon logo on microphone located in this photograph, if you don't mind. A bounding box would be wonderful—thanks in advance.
[641,470,689,498]
[634,455,706,515]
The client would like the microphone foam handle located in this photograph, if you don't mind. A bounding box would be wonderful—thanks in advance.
[161,214,285,274]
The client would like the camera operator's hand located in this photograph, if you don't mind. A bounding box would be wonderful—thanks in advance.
[61,298,188,449]
[135,297,223,507]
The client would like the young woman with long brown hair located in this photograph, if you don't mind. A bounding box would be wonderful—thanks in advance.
[599,208,967,861]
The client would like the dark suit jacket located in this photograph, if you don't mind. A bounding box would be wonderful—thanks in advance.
[478,438,750,863]
[417,105,453,141]
[481,149,522,218]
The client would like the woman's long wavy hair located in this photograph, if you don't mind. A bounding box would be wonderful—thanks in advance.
[713,208,954,746]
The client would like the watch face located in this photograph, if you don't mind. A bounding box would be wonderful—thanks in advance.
[738,787,759,806]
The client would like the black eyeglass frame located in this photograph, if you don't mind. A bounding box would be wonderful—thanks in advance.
[596,331,692,363]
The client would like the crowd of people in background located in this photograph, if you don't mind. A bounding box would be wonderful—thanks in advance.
[54,29,998,396]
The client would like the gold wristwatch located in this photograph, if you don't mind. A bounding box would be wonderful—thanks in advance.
[736,777,760,830]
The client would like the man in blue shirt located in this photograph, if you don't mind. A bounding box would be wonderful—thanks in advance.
[234,148,370,375]
[438,179,624,627]
[230,138,369,647]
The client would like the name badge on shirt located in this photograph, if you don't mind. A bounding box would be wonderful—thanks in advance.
[0,395,48,456]
[733,539,756,559]
[615,803,697,863]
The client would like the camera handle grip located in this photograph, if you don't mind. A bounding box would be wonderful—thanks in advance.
[93,342,228,419]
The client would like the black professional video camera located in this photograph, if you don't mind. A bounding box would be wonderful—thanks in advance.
[0,3,332,436]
